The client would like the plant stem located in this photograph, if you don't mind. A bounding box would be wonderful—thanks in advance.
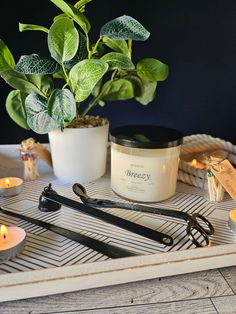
[91,36,103,56]
[62,63,72,90]
[86,33,92,59]
[62,82,69,89]
[128,39,133,59]
[81,80,113,116]
[76,102,80,116]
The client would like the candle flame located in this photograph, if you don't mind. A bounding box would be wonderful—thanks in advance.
[5,178,10,188]
[0,225,7,239]
[191,159,197,166]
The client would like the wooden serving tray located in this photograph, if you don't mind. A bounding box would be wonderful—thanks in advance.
[0,144,235,302]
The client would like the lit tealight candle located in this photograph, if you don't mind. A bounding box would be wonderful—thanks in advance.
[228,210,236,233]
[0,177,23,197]
[0,225,26,262]
[187,158,205,170]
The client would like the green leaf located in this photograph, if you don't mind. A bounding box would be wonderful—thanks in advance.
[125,75,143,97]
[92,79,102,97]
[98,100,105,107]
[74,0,92,10]
[19,23,49,33]
[137,58,169,82]
[77,31,87,60]
[48,89,76,129]
[100,15,150,41]
[69,59,108,102]
[0,39,15,72]
[50,0,91,33]
[53,13,67,22]
[136,81,157,105]
[48,17,79,64]
[14,54,61,74]
[102,79,134,101]
[53,72,65,79]
[100,52,134,71]
[64,31,87,70]
[1,70,53,96]
[102,37,129,55]
[6,90,30,129]
[25,93,59,134]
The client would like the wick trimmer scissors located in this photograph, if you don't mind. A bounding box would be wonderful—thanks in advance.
[39,184,173,246]
[73,183,215,247]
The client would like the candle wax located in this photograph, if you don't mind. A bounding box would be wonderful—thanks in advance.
[0,227,26,251]
[229,210,236,222]
[187,159,205,170]
[0,177,23,188]
[0,177,23,197]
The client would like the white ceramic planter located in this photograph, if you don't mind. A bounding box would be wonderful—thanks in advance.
[48,124,109,183]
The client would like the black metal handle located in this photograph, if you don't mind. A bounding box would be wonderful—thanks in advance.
[73,183,214,248]
[192,213,215,235]
[43,191,173,246]
[0,207,137,259]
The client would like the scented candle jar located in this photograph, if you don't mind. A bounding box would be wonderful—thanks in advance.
[110,125,183,202]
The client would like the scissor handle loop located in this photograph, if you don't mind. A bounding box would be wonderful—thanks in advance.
[192,213,215,235]
[186,224,210,247]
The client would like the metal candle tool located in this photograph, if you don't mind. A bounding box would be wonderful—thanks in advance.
[38,184,173,246]
[73,183,215,247]
[0,208,136,259]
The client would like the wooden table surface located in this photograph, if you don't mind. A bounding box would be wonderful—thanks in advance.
[0,265,235,314]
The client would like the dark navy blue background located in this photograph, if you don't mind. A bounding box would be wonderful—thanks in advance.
[0,0,236,143]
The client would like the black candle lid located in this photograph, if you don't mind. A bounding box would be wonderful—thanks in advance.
[110,125,183,148]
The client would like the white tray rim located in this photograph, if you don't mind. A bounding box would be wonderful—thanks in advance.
[0,242,235,302]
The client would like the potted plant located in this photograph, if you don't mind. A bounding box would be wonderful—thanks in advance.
[0,0,168,183]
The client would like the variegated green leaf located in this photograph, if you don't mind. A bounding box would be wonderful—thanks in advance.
[100,52,134,71]
[100,15,150,41]
[136,81,157,105]
[102,78,134,101]
[48,89,76,129]
[137,58,169,82]
[102,37,129,55]
[19,23,49,33]
[48,17,79,64]
[1,70,53,96]
[64,31,87,70]
[0,39,15,72]
[51,0,91,33]
[14,54,61,74]
[77,31,87,60]
[25,93,59,134]
[6,90,30,129]
[69,59,108,102]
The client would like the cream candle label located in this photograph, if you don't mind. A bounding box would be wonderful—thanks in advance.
[125,169,151,181]
[111,148,180,202]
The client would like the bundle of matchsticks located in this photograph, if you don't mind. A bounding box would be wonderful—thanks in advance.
[20,138,52,181]
[205,161,225,202]
[203,154,225,202]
